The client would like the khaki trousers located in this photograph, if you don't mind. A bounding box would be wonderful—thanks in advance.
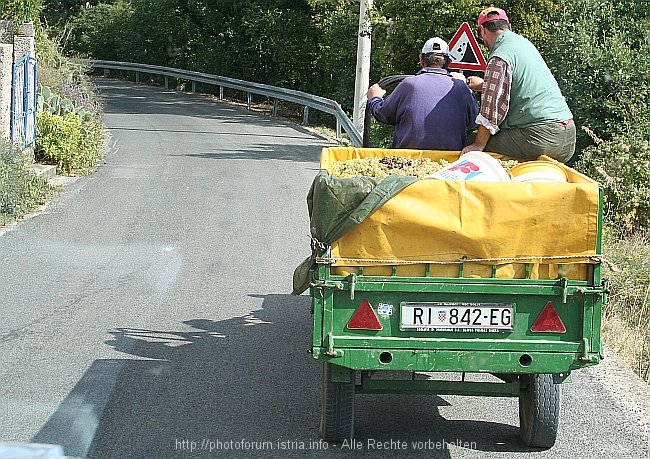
[484,121,576,163]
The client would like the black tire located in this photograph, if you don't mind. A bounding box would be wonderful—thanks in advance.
[319,362,355,442]
[519,374,561,448]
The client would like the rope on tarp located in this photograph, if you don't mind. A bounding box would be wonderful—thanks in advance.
[316,254,604,265]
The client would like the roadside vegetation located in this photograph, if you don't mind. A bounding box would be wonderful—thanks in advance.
[0,141,55,226]
[0,8,105,225]
[2,0,649,380]
[34,33,105,175]
[601,234,650,382]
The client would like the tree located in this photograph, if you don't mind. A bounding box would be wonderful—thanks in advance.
[1,0,42,22]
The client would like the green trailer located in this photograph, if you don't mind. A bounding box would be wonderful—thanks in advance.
[295,147,607,448]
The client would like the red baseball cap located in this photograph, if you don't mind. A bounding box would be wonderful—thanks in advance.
[477,7,509,26]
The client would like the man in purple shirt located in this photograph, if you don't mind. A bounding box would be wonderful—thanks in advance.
[367,37,479,150]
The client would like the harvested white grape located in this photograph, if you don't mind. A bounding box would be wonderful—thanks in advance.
[329,156,519,178]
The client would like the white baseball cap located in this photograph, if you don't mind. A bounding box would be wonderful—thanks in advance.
[421,37,449,55]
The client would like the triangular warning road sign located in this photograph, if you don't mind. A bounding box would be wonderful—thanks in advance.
[448,22,487,71]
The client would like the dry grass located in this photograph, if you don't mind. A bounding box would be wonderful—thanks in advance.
[601,233,650,383]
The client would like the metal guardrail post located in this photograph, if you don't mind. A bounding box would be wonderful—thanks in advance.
[192,81,196,93]
[136,71,140,83]
[272,99,278,117]
[303,106,309,126]
[247,92,251,110]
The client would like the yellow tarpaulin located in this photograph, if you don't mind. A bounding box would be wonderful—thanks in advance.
[323,148,601,281]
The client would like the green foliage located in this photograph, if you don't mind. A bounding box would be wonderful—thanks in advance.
[372,0,558,78]
[0,0,42,23]
[539,0,650,150]
[36,31,104,118]
[35,111,105,176]
[575,128,650,235]
[64,0,135,60]
[308,1,359,109]
[41,0,90,30]
[37,86,94,121]
[0,141,55,226]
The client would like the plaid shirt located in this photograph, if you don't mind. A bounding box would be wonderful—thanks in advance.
[477,57,512,134]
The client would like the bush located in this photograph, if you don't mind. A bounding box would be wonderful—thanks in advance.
[0,142,55,226]
[35,111,105,176]
[540,0,650,152]
[574,128,650,235]
[35,31,103,120]
[0,0,42,23]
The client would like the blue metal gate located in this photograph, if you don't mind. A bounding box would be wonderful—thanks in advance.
[11,54,38,148]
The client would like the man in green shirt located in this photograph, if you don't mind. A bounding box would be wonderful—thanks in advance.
[461,7,576,163]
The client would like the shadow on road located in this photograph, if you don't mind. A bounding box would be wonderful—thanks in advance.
[33,294,533,458]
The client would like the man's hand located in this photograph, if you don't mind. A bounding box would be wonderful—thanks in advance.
[461,144,484,154]
[367,84,386,100]
[461,125,492,154]
[466,76,484,92]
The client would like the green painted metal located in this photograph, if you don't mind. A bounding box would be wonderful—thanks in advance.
[313,348,599,373]
[358,379,520,396]
[330,363,352,383]
[309,186,606,397]
[310,261,605,394]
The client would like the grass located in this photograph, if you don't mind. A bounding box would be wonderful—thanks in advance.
[601,233,650,383]
[0,144,57,227]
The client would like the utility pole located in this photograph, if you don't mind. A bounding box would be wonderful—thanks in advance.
[352,0,373,133]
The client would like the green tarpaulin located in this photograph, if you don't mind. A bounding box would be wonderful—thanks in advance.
[292,171,418,295]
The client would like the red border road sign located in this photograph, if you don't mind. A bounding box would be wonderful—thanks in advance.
[448,22,487,71]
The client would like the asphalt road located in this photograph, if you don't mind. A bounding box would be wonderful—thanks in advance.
[0,79,648,459]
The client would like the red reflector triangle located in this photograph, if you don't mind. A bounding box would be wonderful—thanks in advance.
[531,302,566,333]
[347,299,383,330]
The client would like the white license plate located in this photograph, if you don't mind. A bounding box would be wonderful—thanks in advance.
[400,302,514,332]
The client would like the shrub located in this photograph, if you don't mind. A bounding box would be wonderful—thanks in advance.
[35,31,103,120]
[0,0,42,23]
[540,0,650,151]
[0,142,55,226]
[574,128,650,236]
[35,111,105,176]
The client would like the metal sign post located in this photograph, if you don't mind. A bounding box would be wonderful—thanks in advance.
[352,0,373,133]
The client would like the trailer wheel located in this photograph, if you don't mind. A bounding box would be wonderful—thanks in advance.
[518,374,561,448]
[320,362,355,442]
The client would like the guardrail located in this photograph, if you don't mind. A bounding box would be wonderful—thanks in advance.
[88,60,362,146]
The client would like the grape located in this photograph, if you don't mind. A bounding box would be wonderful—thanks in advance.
[329,156,449,178]
[329,155,520,178]
[498,160,519,171]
